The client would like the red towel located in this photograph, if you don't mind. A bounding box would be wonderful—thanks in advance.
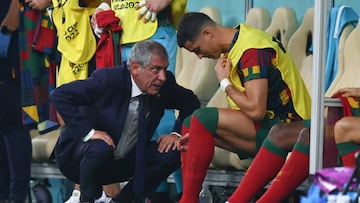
[95,10,122,68]
[337,96,360,116]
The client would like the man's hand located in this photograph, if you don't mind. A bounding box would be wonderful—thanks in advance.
[135,0,171,23]
[215,55,231,82]
[90,2,111,37]
[25,0,52,11]
[2,0,19,31]
[157,133,179,153]
[90,130,115,149]
[176,133,189,152]
[332,87,360,98]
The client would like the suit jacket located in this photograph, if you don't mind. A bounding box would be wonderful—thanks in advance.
[50,66,200,164]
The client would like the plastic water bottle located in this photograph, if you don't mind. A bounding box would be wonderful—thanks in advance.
[327,194,336,203]
[336,194,350,203]
[199,183,213,203]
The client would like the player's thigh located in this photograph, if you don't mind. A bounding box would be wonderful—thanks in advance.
[217,108,257,141]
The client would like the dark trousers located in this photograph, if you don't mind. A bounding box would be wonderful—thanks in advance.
[0,77,32,202]
[57,140,181,201]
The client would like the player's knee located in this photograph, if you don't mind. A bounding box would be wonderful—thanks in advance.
[267,124,286,141]
[191,107,218,134]
[334,117,351,143]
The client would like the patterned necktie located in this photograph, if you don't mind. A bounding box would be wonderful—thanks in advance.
[133,94,146,197]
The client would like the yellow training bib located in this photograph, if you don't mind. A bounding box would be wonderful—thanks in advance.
[227,24,311,119]
[57,56,88,87]
[52,0,96,64]
[111,0,157,44]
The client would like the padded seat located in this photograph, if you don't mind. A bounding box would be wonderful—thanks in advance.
[324,6,359,91]
[244,7,271,30]
[266,7,298,49]
[325,18,360,96]
[287,7,314,93]
[325,24,356,97]
[31,127,60,163]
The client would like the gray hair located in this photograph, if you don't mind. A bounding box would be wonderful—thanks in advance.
[127,40,169,69]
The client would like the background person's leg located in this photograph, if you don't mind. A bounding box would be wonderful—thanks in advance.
[2,129,31,202]
[0,135,10,201]
[0,75,31,202]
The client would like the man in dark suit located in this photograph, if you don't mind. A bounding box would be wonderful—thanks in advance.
[50,40,200,203]
[0,0,32,202]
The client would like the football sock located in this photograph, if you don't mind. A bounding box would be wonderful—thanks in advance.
[180,119,190,184]
[337,142,360,167]
[227,139,287,203]
[180,108,218,203]
[256,141,309,203]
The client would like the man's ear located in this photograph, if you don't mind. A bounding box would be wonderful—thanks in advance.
[130,61,141,75]
[202,27,213,39]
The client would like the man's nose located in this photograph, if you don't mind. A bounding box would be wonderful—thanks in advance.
[158,70,167,81]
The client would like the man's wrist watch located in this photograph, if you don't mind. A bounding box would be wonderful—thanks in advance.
[0,26,11,34]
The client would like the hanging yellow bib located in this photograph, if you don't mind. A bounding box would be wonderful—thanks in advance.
[57,56,88,87]
[52,0,96,64]
[170,0,187,29]
[111,0,158,44]
[111,0,187,43]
